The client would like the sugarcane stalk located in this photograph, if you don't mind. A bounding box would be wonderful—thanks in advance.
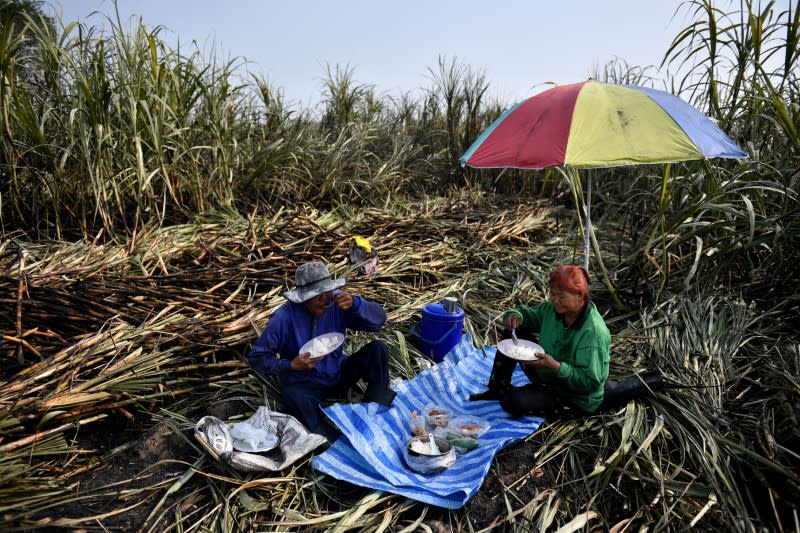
[2,335,42,358]
[16,250,26,366]
[0,414,105,453]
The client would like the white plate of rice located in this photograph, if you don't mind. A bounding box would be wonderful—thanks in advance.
[300,332,345,359]
[497,338,544,361]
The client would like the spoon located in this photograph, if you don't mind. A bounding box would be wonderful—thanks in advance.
[323,290,340,309]
[511,328,519,345]
[428,433,440,454]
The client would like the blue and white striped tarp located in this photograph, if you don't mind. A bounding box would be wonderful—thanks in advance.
[311,334,543,509]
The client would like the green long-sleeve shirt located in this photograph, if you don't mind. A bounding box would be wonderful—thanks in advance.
[503,301,610,412]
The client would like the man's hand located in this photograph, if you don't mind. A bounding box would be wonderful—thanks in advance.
[291,352,323,371]
[334,290,353,310]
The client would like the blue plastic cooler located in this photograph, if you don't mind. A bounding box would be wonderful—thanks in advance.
[411,301,465,363]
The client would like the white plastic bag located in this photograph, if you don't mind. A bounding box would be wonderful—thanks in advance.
[195,406,327,472]
[230,421,279,452]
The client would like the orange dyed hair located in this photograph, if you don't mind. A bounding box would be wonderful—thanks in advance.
[548,265,590,297]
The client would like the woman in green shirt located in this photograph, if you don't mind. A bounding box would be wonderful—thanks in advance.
[471,265,610,416]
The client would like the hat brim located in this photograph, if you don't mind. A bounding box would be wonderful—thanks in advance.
[284,278,346,304]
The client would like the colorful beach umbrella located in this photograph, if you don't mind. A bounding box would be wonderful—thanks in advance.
[460,80,746,269]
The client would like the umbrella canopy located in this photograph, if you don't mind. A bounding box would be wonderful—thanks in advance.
[460,80,745,169]
[460,79,746,282]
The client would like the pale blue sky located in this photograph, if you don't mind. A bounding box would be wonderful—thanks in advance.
[48,1,697,108]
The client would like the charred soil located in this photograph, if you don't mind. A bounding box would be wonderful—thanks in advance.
[39,405,546,532]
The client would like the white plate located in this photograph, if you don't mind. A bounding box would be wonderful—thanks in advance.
[299,332,345,359]
[497,338,544,361]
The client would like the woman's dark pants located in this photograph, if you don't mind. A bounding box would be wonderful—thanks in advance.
[479,330,565,417]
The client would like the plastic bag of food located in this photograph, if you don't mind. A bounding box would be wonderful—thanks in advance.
[423,405,451,429]
[444,433,480,453]
[409,410,427,436]
[448,415,490,439]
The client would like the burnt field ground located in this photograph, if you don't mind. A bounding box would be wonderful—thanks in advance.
[2,194,798,531]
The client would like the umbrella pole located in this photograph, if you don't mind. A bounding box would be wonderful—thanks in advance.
[582,170,626,310]
[584,170,591,271]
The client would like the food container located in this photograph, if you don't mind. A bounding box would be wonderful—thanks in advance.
[449,415,490,439]
[424,406,451,429]
[409,410,427,437]
[410,302,464,363]
[403,435,457,475]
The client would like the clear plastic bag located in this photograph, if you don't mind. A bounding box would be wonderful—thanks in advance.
[423,404,451,429]
[430,415,490,454]
[409,410,427,437]
[448,415,490,439]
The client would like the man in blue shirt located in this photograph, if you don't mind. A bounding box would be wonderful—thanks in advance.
[248,261,395,441]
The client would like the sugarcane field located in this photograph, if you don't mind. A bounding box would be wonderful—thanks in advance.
[1,1,798,531]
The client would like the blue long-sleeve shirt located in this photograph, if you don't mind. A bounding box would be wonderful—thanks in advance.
[247,295,387,388]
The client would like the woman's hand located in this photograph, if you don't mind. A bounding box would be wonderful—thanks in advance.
[504,313,521,330]
[334,290,353,310]
[291,352,323,371]
[521,353,560,373]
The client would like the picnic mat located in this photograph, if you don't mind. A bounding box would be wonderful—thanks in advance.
[311,334,543,508]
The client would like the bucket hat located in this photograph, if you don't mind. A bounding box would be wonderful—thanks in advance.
[283,261,346,304]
